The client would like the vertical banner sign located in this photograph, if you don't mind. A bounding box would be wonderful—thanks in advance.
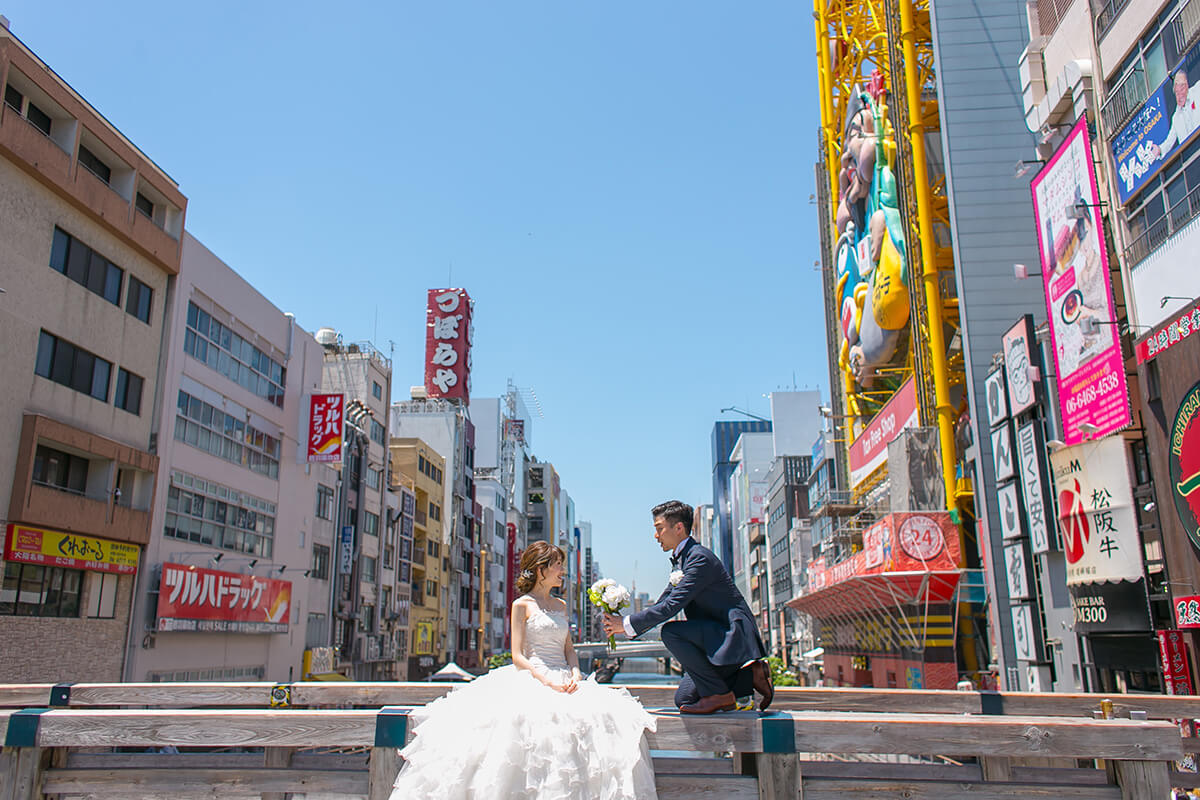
[992,423,1016,482]
[1004,541,1032,600]
[307,394,344,462]
[997,482,1025,540]
[1002,315,1040,416]
[506,522,518,644]
[338,525,353,575]
[985,367,1009,428]
[1016,420,1056,553]
[424,288,474,404]
[1171,380,1200,553]
[1158,630,1195,695]
[1031,116,1131,445]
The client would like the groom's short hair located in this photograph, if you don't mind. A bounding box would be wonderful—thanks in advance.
[652,500,693,532]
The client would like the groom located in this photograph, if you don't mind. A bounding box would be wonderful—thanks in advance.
[603,500,773,714]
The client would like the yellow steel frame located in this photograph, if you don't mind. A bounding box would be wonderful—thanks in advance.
[813,0,968,517]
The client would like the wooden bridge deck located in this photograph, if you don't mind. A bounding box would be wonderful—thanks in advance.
[0,682,1193,799]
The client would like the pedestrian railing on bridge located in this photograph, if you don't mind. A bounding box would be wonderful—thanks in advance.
[0,682,1192,799]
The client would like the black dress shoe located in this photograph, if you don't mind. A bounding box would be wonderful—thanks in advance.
[749,659,774,711]
[679,692,736,714]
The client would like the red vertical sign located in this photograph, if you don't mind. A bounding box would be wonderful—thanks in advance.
[1158,630,1195,695]
[424,288,473,404]
[307,394,344,462]
[505,522,518,647]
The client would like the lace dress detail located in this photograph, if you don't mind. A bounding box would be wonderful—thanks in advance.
[390,598,658,800]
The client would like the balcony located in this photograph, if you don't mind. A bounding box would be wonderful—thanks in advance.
[412,548,426,566]
[1094,0,1132,40]
[1125,181,1200,268]
[415,509,427,526]
[0,101,71,184]
[809,489,863,519]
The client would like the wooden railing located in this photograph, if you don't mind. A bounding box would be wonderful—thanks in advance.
[0,682,1192,799]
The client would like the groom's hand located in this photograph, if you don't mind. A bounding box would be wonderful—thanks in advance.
[602,613,624,638]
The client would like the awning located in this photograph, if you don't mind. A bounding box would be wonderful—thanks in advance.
[802,646,825,659]
[788,570,964,620]
[428,661,476,682]
[307,672,351,681]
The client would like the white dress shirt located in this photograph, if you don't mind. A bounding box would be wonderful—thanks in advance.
[622,538,691,638]
[1160,81,1200,155]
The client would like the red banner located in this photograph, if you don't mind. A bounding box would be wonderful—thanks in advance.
[806,512,961,593]
[1158,630,1195,695]
[157,562,291,633]
[307,394,344,462]
[848,378,919,487]
[424,288,473,403]
[1137,305,1200,364]
[506,523,518,647]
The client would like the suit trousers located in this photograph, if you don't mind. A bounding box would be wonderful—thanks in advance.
[662,619,754,706]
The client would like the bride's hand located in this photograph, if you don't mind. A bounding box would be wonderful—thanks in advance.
[563,676,579,694]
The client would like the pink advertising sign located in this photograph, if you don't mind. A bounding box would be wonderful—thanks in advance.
[1031,116,1131,445]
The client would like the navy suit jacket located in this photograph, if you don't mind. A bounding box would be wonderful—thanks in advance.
[627,537,765,667]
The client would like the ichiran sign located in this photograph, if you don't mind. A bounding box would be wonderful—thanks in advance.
[1172,380,1200,552]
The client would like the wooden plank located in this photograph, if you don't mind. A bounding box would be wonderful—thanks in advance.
[260,747,292,800]
[656,774,758,800]
[772,687,978,714]
[794,760,981,781]
[41,768,366,794]
[0,687,51,709]
[646,711,762,752]
[366,747,400,800]
[755,753,799,800]
[980,756,1013,781]
[784,712,1183,761]
[65,753,267,769]
[1113,759,1171,800]
[0,747,44,800]
[34,710,379,748]
[653,756,734,774]
[799,778,1121,799]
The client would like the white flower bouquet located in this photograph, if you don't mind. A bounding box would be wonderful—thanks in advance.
[588,578,631,649]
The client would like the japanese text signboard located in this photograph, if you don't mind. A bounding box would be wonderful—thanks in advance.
[1016,420,1056,553]
[424,288,473,404]
[4,524,139,574]
[307,394,344,463]
[1002,315,1040,417]
[1137,306,1200,363]
[1032,116,1132,446]
[1111,34,1200,204]
[156,562,291,633]
[848,378,919,487]
[1170,380,1200,553]
[1158,630,1195,695]
[1050,436,1141,586]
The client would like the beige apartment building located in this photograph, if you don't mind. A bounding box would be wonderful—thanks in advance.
[0,22,186,680]
[390,437,448,679]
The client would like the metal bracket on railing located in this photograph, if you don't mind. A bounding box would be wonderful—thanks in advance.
[760,712,797,754]
[4,708,50,747]
[49,683,74,707]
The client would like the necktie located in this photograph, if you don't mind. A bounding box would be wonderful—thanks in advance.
[670,554,679,567]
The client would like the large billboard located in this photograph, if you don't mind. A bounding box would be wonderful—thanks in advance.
[156,562,291,633]
[1031,115,1131,446]
[1111,35,1200,205]
[847,378,919,487]
[4,524,139,574]
[424,288,473,404]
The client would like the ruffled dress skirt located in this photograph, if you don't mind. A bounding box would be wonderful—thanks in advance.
[390,665,658,800]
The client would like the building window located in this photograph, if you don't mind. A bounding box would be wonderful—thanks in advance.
[426,580,437,597]
[32,444,89,494]
[365,466,383,491]
[77,144,112,184]
[4,85,51,137]
[364,512,380,537]
[164,472,276,557]
[316,484,335,520]
[184,301,286,407]
[114,368,144,415]
[135,191,154,219]
[174,390,280,478]
[35,330,112,401]
[372,381,382,400]
[311,544,330,580]
[0,563,82,617]
[370,419,386,446]
[49,227,124,306]
[428,503,441,522]
[359,603,375,632]
[3,84,20,112]
[149,665,266,682]
[86,572,119,619]
[362,556,377,583]
[126,275,153,324]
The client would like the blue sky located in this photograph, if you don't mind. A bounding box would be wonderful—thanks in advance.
[11,2,828,595]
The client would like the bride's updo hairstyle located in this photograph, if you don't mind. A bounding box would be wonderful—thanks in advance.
[516,541,565,594]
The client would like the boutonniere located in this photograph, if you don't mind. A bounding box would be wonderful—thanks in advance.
[669,570,684,587]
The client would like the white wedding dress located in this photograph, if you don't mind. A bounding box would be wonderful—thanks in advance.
[390,600,659,800]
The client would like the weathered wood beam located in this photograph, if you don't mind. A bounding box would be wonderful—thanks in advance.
[799,779,1122,799]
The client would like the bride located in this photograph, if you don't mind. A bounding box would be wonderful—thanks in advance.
[390,541,659,800]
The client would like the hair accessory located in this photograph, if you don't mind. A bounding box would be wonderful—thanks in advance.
[520,570,533,579]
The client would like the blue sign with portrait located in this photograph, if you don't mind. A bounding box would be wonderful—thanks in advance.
[1112,42,1200,205]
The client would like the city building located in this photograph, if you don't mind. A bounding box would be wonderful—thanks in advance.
[0,24,186,681]
[319,334,399,680]
[727,431,774,625]
[765,454,812,662]
[389,436,448,679]
[695,504,715,552]
[711,419,772,572]
[123,235,330,683]
[392,394,481,669]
